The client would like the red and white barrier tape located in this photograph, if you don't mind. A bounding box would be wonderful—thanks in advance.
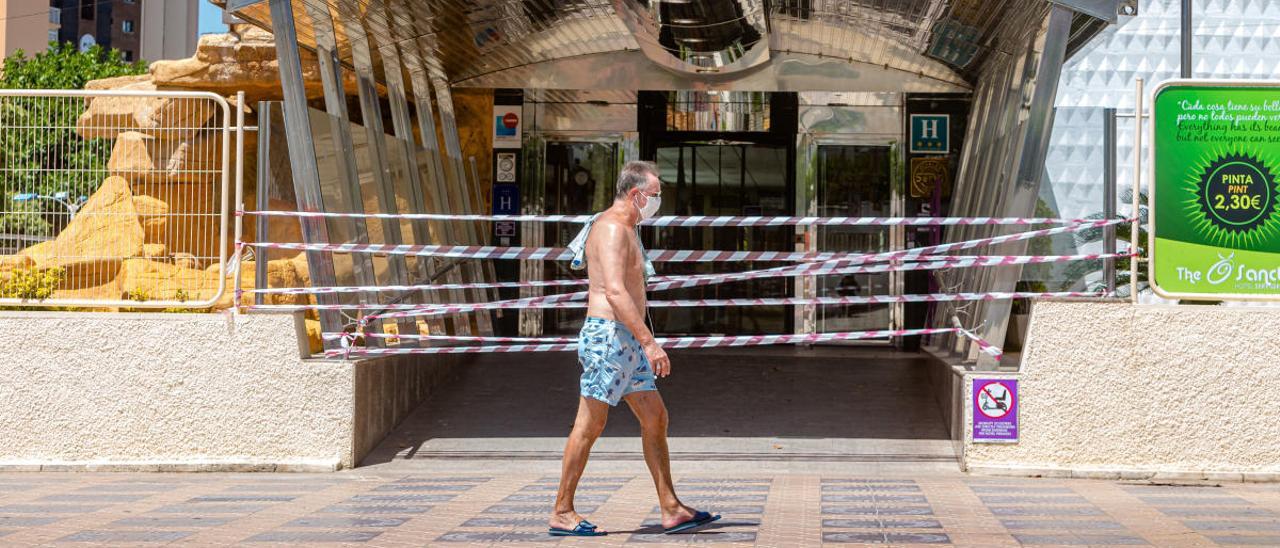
[364,252,1128,320]
[243,219,1129,294]
[250,242,903,263]
[325,332,578,343]
[286,290,1105,315]
[244,255,1126,316]
[644,252,1130,293]
[956,327,1004,361]
[251,278,589,295]
[324,327,964,357]
[240,209,1107,227]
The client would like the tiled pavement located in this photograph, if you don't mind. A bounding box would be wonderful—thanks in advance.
[1,473,1280,546]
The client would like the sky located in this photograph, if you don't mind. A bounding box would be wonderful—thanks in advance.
[198,2,229,36]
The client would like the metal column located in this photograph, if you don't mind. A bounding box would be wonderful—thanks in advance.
[333,1,421,343]
[403,35,474,337]
[427,61,497,336]
[302,1,386,345]
[975,5,1075,370]
[254,100,272,308]
[1103,108,1118,294]
[267,0,344,350]
[365,0,449,339]
[1181,0,1193,78]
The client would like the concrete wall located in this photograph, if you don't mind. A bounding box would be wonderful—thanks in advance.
[353,354,467,464]
[962,301,1280,481]
[0,312,352,471]
[926,353,966,459]
[0,312,469,471]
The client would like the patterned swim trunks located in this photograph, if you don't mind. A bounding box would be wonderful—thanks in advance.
[577,317,658,406]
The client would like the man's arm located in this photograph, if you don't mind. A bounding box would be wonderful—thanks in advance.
[592,221,671,376]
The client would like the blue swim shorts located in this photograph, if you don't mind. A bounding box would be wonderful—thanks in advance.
[577,317,658,406]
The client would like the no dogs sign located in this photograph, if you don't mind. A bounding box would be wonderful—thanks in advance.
[972,378,1018,443]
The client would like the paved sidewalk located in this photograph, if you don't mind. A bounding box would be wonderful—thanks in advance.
[1,470,1279,546]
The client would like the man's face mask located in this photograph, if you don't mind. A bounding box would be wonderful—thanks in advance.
[635,190,661,220]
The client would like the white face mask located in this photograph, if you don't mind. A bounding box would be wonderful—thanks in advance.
[635,191,661,220]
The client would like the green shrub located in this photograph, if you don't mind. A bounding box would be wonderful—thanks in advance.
[0,266,64,301]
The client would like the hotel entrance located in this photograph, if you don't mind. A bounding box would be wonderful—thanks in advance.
[521,91,923,340]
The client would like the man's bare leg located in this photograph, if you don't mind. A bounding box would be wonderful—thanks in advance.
[551,396,610,532]
[624,391,697,528]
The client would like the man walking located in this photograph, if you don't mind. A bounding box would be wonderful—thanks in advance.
[548,161,720,537]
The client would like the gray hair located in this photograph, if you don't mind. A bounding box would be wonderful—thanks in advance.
[615,161,659,199]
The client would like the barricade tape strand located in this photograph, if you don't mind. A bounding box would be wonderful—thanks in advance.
[247,218,1126,262]
[367,252,1129,320]
[240,210,1109,227]
[323,327,964,357]
[247,257,1128,315]
[957,327,1004,361]
[244,219,1131,298]
[249,242,1014,263]
[324,296,1078,344]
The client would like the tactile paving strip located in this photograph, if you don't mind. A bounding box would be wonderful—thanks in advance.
[242,476,490,543]
[820,479,950,544]
[972,481,1147,546]
[434,475,628,543]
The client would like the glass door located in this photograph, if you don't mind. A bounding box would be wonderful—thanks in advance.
[814,145,898,335]
[542,141,618,335]
[651,143,792,335]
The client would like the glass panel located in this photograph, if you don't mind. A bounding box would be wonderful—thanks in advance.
[666,91,771,132]
[1032,106,1107,293]
[541,142,619,335]
[815,145,893,333]
[652,143,790,335]
[347,118,397,299]
[305,107,359,307]
[385,134,423,280]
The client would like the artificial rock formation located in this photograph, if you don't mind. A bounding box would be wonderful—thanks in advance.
[150,25,358,100]
[1,26,331,307]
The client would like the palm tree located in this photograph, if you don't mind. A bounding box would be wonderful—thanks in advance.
[1058,186,1149,298]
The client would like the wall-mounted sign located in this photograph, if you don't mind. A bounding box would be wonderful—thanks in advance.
[1151,82,1280,300]
[494,221,517,238]
[972,378,1018,443]
[910,157,949,198]
[496,152,517,183]
[492,184,520,215]
[493,106,522,149]
[910,114,949,154]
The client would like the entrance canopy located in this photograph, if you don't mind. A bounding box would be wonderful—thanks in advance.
[227,0,1117,94]
[227,0,1128,363]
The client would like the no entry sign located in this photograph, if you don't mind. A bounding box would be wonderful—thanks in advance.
[972,378,1018,443]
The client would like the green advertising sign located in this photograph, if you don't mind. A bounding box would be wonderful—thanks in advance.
[1152,82,1280,300]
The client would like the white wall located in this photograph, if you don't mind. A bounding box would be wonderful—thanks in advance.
[963,301,1280,481]
[0,312,354,471]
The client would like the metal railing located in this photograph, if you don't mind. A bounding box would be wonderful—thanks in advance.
[0,89,237,308]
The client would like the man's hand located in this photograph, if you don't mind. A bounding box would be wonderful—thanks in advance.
[643,342,671,377]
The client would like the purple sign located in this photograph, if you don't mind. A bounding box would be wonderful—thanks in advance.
[972,378,1018,443]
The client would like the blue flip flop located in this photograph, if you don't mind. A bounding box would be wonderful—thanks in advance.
[549,519,607,537]
[664,511,721,534]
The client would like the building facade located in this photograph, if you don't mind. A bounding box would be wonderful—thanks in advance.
[2,0,202,63]
[0,0,58,63]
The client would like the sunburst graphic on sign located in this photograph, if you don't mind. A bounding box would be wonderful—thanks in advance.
[1180,146,1280,249]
